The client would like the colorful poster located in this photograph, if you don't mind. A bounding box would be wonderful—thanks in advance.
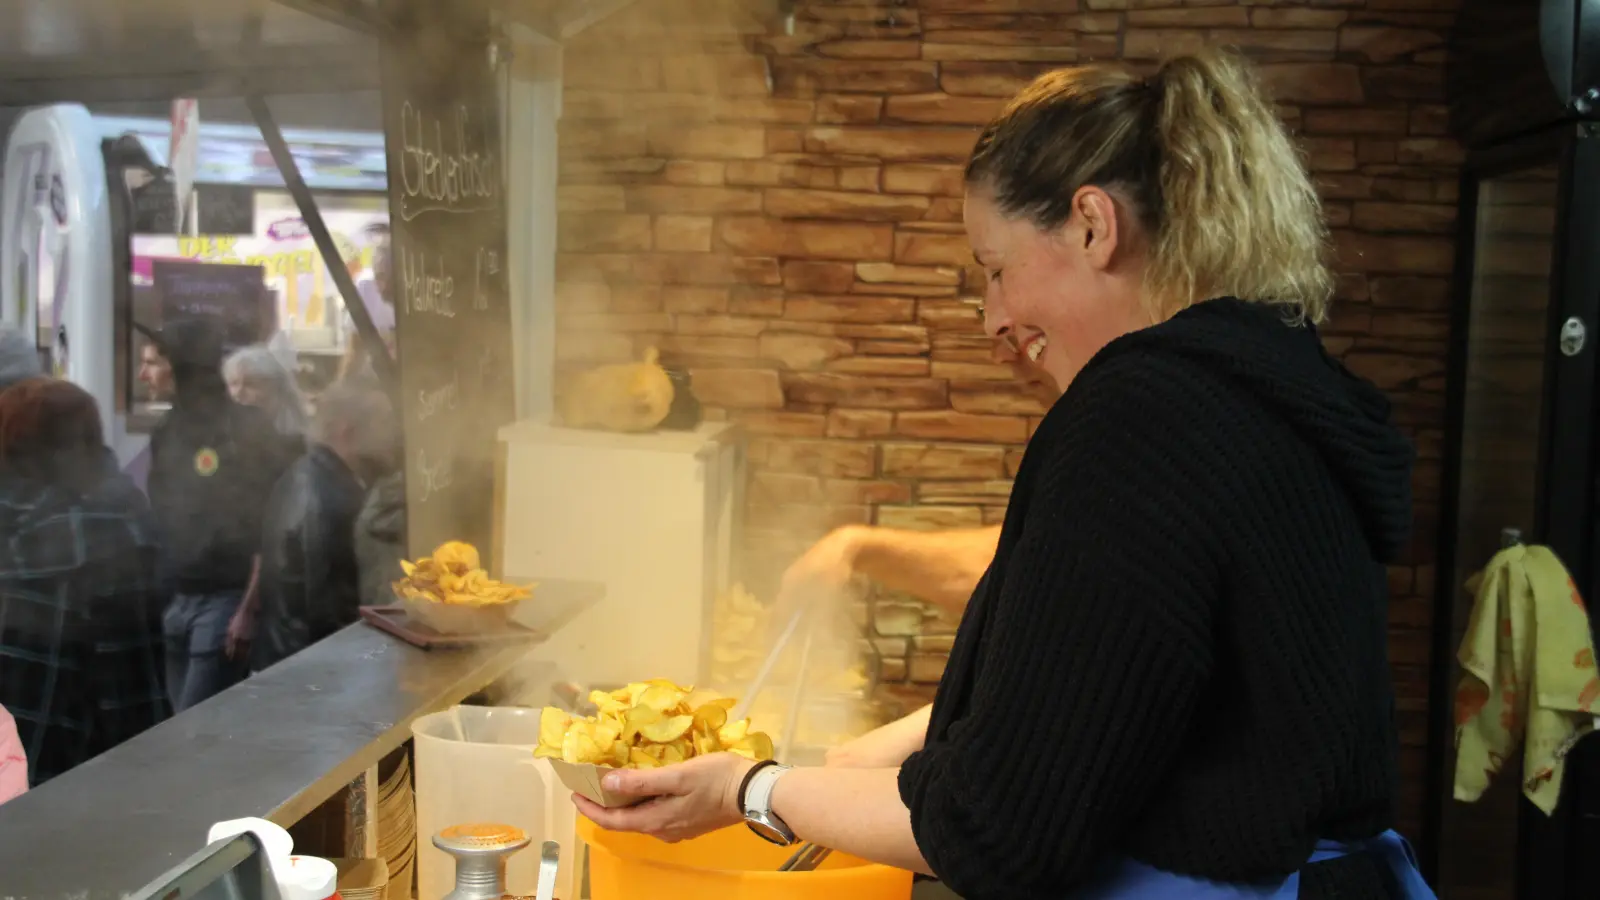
[131,193,387,336]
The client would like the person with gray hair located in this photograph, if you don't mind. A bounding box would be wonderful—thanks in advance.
[338,234,395,385]
[0,326,42,392]
[222,345,308,440]
[243,382,396,671]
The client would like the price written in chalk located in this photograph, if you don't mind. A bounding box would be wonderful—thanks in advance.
[473,247,498,312]
[397,101,499,222]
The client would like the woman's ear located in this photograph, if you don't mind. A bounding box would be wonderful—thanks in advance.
[1071,186,1122,272]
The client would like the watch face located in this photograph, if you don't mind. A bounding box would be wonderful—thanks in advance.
[745,814,794,846]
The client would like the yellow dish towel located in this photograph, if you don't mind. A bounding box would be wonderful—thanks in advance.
[1454,545,1599,813]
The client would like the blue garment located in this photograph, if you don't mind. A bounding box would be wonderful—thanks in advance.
[1074,831,1436,898]
[163,590,247,712]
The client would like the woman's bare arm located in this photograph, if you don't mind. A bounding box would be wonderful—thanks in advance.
[848,525,1000,612]
[781,525,999,616]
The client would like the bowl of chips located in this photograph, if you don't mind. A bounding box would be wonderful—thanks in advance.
[536,679,774,808]
[393,541,534,634]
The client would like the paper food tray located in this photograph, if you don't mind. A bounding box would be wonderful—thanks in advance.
[536,758,647,810]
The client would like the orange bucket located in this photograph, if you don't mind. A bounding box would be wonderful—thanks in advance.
[578,817,914,900]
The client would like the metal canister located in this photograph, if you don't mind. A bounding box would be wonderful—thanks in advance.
[432,823,532,900]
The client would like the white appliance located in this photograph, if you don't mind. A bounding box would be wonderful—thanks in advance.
[0,105,130,462]
[496,421,745,689]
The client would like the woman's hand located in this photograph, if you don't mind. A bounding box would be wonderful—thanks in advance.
[573,753,757,843]
[771,526,866,631]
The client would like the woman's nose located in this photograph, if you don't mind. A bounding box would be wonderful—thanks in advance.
[980,283,1011,341]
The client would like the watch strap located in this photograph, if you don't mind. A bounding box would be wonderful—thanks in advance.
[745,763,789,817]
[737,759,780,813]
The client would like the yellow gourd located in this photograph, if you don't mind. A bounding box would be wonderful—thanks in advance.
[557,347,675,433]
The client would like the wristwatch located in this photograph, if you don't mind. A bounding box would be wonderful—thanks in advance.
[739,761,797,846]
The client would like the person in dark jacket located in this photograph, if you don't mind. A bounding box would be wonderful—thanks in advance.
[0,378,167,786]
[249,383,395,672]
[146,318,298,711]
[354,469,406,610]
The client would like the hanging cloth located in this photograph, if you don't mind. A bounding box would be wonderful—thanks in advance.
[1453,544,1600,813]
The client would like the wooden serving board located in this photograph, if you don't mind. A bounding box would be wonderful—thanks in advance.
[359,605,543,649]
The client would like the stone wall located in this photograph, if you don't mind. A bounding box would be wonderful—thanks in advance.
[555,0,1460,837]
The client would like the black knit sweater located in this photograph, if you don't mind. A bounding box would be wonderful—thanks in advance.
[898,299,1415,900]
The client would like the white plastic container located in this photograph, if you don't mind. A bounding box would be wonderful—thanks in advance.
[412,706,576,900]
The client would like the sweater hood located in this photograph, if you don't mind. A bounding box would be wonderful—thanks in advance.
[1123,297,1414,563]
[157,317,232,413]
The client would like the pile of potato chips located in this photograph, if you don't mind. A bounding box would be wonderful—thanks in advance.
[393,541,532,608]
[536,679,774,769]
[709,583,870,695]
[710,583,768,687]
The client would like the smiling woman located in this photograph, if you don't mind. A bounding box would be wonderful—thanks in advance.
[579,49,1432,900]
[963,51,1333,394]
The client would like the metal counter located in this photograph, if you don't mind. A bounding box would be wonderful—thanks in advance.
[0,582,600,900]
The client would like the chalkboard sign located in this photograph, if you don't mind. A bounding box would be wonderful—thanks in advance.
[150,259,270,347]
[195,184,257,235]
[380,0,517,564]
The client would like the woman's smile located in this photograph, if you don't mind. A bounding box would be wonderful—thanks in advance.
[1021,332,1049,364]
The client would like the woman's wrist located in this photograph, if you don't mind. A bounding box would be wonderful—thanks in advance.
[724,756,760,821]
[833,524,872,569]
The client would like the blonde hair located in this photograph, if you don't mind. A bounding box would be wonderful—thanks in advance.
[965,49,1333,323]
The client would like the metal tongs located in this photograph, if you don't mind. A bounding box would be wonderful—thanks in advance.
[728,602,818,763]
[736,603,837,875]
[779,842,833,872]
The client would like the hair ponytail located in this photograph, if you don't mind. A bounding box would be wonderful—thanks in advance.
[965,49,1332,323]
[1148,50,1332,321]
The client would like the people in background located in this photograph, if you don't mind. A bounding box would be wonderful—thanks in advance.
[0,327,37,801]
[257,286,300,380]
[0,378,166,786]
[354,448,407,610]
[1,329,38,797]
[249,383,396,673]
[146,318,298,711]
[223,345,309,441]
[338,236,395,385]
[136,334,175,403]
[0,705,24,805]
[0,326,42,392]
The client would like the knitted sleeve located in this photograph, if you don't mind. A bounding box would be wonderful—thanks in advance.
[898,354,1231,899]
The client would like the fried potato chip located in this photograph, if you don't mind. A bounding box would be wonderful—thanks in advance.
[639,714,694,743]
[718,718,749,745]
[692,702,728,734]
[729,731,774,762]
[393,541,534,609]
[433,541,481,572]
[535,678,773,770]
[539,708,571,750]
[636,683,685,714]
